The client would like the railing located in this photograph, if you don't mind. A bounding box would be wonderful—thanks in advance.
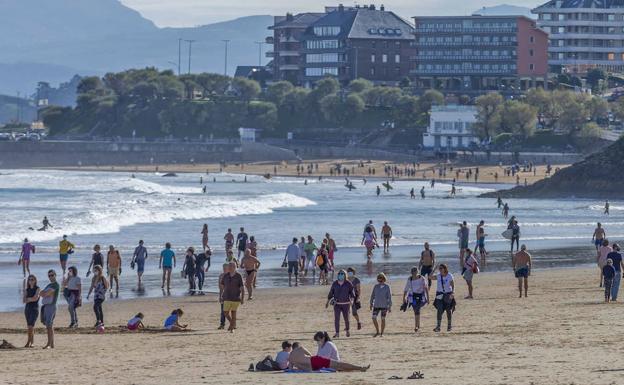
[414,27,517,33]
[415,55,514,60]
[412,68,515,75]
[415,41,517,47]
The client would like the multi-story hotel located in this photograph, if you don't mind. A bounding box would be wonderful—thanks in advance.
[267,4,415,87]
[532,0,624,73]
[411,15,549,92]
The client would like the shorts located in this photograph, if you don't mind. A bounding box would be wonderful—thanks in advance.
[383,234,391,240]
[372,307,388,319]
[460,240,468,249]
[59,254,69,262]
[364,240,374,249]
[463,269,474,282]
[109,267,120,277]
[41,304,56,327]
[225,241,233,250]
[420,265,433,277]
[351,301,361,316]
[288,261,299,275]
[25,305,38,327]
[162,265,172,271]
[310,356,331,371]
[136,260,145,273]
[477,238,485,248]
[223,301,240,312]
[515,266,529,278]
[595,239,604,247]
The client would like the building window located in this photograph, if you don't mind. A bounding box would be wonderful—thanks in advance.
[394,54,400,63]
[306,40,339,49]
[529,64,534,71]
[530,36,535,43]
[542,13,552,21]
[313,26,340,36]
[371,54,376,63]
[305,67,338,76]
[609,52,616,60]
[370,67,375,76]
[306,53,341,63]
[608,14,615,21]
[395,41,401,49]
[372,41,376,48]
[382,54,388,63]
[529,49,534,57]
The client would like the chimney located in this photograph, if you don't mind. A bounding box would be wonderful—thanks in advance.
[369,4,376,10]
[380,4,385,11]
[286,12,294,21]
[339,4,344,12]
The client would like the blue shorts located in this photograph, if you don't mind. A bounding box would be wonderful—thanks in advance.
[515,267,529,278]
[595,239,604,247]
[59,254,69,262]
[136,260,145,273]
[421,265,433,277]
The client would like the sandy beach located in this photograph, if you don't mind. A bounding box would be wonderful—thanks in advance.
[0,266,619,385]
[54,159,570,186]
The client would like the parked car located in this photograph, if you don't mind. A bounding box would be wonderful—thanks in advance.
[0,133,12,141]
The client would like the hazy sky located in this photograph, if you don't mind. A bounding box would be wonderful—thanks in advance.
[121,0,544,27]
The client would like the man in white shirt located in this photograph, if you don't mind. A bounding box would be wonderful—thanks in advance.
[284,238,302,287]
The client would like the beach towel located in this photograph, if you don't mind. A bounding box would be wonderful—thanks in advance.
[284,369,336,374]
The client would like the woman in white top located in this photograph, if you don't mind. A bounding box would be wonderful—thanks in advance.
[462,248,479,299]
[402,266,428,333]
[314,331,339,361]
[433,263,455,333]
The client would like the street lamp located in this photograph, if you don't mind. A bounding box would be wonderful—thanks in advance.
[254,41,264,67]
[222,40,231,76]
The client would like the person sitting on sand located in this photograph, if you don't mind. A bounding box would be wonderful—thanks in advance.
[164,309,187,331]
[127,313,145,331]
[288,339,369,372]
[240,249,260,300]
[512,245,532,298]
[314,331,339,360]
[263,341,293,370]
[603,259,616,303]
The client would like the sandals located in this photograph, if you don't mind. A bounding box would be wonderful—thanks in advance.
[407,371,425,379]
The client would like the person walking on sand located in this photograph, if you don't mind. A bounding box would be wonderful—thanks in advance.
[370,273,392,337]
[87,244,104,278]
[19,238,35,277]
[512,245,532,298]
[606,244,624,301]
[182,247,197,294]
[236,227,248,259]
[220,261,244,332]
[433,264,455,333]
[284,238,302,287]
[593,223,606,254]
[224,228,234,252]
[403,267,428,333]
[201,223,209,251]
[159,242,176,291]
[304,236,318,278]
[603,259,616,303]
[598,239,613,288]
[381,221,393,253]
[40,269,60,349]
[106,245,122,297]
[420,242,435,292]
[23,274,40,348]
[132,240,148,286]
[87,265,108,327]
[63,266,81,328]
[217,263,228,330]
[347,267,363,330]
[58,235,75,276]
[476,220,487,265]
[241,248,260,300]
[462,249,479,299]
[326,269,355,338]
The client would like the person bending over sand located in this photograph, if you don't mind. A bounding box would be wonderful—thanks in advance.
[288,343,369,372]
[164,309,187,331]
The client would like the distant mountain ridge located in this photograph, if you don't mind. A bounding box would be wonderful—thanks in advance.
[0,0,272,95]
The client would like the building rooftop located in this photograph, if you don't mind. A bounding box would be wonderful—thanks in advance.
[431,105,478,112]
[533,0,624,10]
[270,13,325,30]
[348,8,414,40]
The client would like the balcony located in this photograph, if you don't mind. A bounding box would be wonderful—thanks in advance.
[412,68,515,75]
[415,41,517,47]
[279,50,299,57]
[280,36,299,43]
[265,51,275,58]
[279,64,299,71]
[415,55,514,61]
[265,36,274,44]
[414,27,517,33]
[549,46,624,53]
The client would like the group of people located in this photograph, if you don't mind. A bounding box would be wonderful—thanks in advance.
[282,233,338,287]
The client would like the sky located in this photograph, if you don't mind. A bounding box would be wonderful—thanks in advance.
[121,0,545,27]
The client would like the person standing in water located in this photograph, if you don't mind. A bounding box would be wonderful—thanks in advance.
[236,227,248,259]
[458,222,470,268]
[420,186,425,199]
[510,220,520,253]
[41,216,53,231]
[201,224,209,251]
[19,238,35,277]
[376,186,381,196]
[605,200,610,215]
[381,221,393,253]
[58,235,75,276]
[182,247,197,294]
[592,223,606,255]
[502,203,509,219]
[476,220,487,265]
[284,238,302,287]
[512,245,532,298]
[224,229,234,252]
[132,240,148,286]
[159,242,176,291]
[410,188,415,199]
[106,245,122,297]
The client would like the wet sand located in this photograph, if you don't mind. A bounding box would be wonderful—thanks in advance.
[0,266,619,385]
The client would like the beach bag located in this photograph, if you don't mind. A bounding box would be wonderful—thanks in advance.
[255,358,274,372]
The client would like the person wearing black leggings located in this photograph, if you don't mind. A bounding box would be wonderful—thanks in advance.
[87,265,109,326]
[433,264,455,332]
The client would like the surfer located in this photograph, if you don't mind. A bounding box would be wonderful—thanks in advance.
[410,188,415,199]
[450,183,456,197]
[202,186,207,193]
[605,200,610,215]
[420,186,425,199]
[512,245,532,298]
[497,196,503,209]
[381,221,393,253]
[304,179,308,185]
[41,216,53,231]
[383,181,392,192]
[502,203,509,219]
[430,179,435,188]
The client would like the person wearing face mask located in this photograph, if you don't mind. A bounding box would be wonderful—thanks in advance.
[369,273,392,337]
[347,267,362,330]
[326,269,355,338]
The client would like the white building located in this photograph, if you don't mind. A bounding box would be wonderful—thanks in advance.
[422,105,480,150]
[238,127,258,143]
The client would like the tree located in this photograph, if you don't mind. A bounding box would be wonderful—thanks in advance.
[579,122,602,139]
[265,81,294,106]
[195,73,230,96]
[348,78,373,94]
[246,101,278,130]
[500,100,537,138]
[231,77,261,102]
[392,95,420,128]
[611,97,624,122]
[587,96,609,122]
[554,91,588,134]
[474,92,503,139]
[586,68,606,93]
[319,93,364,127]
[418,89,444,112]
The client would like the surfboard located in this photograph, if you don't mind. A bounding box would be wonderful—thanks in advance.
[501,229,519,239]
[382,182,393,190]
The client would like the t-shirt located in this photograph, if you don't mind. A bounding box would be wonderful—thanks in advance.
[195,253,209,270]
[298,242,306,257]
[161,249,175,267]
[285,244,300,262]
[237,233,248,249]
[317,341,339,361]
[603,265,616,279]
[600,246,613,265]
[59,240,74,254]
[92,252,104,267]
[41,282,60,305]
[134,245,148,262]
[164,314,178,328]
[221,272,244,302]
[404,276,427,296]
[21,242,34,259]
[275,351,290,370]
[66,276,81,290]
[436,273,454,294]
[607,251,623,272]
[460,227,469,242]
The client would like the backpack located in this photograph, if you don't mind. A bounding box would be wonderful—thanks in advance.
[316,253,324,267]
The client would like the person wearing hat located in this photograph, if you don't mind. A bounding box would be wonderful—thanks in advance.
[606,243,624,301]
[369,273,392,337]
[58,235,75,276]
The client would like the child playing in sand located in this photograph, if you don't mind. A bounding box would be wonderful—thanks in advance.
[127,313,145,331]
[274,341,292,370]
[603,259,616,303]
[164,309,187,331]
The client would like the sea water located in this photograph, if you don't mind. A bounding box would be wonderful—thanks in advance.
[0,169,620,311]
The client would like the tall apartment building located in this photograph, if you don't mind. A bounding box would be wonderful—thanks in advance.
[267,4,415,87]
[411,15,549,92]
[532,0,624,74]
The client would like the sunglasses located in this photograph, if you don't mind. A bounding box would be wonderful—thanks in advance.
[48,274,55,277]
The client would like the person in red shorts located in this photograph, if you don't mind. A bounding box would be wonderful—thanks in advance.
[288,334,370,372]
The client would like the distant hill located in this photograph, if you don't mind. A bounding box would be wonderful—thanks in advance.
[472,4,534,18]
[0,0,272,95]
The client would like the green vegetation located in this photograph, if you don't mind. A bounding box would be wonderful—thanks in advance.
[42,68,440,139]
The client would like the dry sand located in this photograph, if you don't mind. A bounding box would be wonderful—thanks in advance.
[55,159,570,186]
[0,266,619,384]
